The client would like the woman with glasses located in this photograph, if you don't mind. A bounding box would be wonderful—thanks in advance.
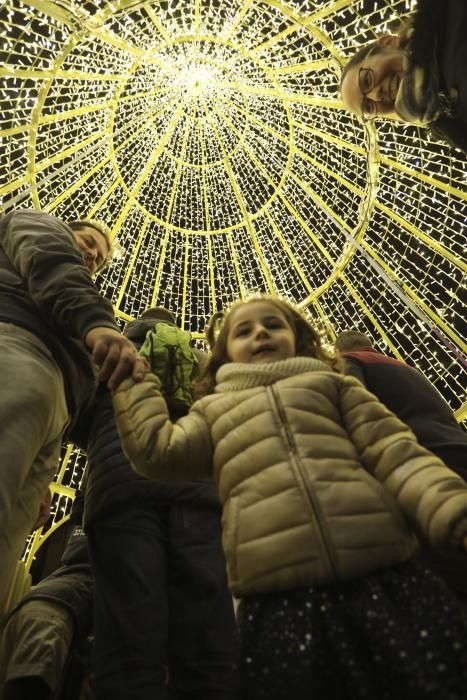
[339,0,467,154]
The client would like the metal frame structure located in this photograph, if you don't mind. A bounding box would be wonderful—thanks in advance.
[0,0,465,565]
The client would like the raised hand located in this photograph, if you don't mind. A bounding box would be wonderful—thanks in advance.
[85,327,149,390]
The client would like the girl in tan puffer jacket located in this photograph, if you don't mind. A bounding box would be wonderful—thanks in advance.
[113,296,467,700]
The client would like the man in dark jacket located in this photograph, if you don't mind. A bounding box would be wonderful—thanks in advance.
[340,0,467,153]
[84,308,237,700]
[0,494,92,700]
[0,209,147,623]
[335,329,467,595]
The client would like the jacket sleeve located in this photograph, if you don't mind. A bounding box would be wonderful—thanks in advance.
[342,357,367,386]
[0,210,118,339]
[112,373,213,482]
[339,376,467,550]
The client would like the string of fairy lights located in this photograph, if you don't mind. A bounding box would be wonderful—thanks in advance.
[0,0,465,566]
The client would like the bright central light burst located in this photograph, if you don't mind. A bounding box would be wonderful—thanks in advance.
[175,62,219,97]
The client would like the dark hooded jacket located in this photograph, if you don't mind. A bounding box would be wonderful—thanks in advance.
[83,315,218,529]
[342,348,467,478]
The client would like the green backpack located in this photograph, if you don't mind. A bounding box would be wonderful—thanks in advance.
[139,322,198,410]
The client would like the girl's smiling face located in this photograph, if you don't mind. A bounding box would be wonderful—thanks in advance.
[226,300,296,364]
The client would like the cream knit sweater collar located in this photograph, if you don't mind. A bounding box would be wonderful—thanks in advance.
[215,357,332,393]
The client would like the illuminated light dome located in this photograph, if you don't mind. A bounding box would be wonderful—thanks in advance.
[0,0,465,559]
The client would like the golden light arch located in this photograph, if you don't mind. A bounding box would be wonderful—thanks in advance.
[0,0,465,563]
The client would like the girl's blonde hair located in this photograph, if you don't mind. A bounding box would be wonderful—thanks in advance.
[193,296,341,399]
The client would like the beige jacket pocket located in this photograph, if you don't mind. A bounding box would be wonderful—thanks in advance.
[358,466,414,539]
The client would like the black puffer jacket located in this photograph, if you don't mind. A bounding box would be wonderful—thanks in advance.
[84,389,219,528]
[83,315,219,528]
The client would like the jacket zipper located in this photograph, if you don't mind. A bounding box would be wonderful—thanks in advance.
[269,384,340,581]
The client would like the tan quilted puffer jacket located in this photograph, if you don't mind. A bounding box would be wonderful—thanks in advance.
[113,357,467,597]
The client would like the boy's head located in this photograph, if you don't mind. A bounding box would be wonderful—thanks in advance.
[123,307,176,345]
[140,307,176,325]
[335,330,374,352]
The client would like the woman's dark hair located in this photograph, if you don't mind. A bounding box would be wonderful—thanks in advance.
[193,296,342,398]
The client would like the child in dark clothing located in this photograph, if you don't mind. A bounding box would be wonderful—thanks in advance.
[85,308,237,700]
[113,296,467,699]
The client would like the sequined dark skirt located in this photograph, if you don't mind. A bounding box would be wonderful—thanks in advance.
[236,562,467,700]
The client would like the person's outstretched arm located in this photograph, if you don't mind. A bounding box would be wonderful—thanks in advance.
[0,210,117,338]
[340,375,467,551]
[112,373,213,482]
[0,210,146,388]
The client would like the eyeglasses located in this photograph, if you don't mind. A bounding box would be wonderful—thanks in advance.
[358,67,377,117]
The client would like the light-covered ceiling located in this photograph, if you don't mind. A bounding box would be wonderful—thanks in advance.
[0,0,465,556]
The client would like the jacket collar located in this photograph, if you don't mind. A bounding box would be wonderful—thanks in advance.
[215,357,332,392]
